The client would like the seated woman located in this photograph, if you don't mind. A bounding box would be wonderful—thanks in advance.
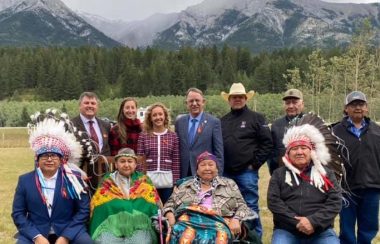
[163,151,260,244]
[89,148,161,243]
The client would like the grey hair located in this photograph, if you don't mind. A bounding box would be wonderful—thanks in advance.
[185,88,204,98]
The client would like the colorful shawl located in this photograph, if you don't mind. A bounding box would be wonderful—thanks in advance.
[168,205,233,244]
[89,171,160,242]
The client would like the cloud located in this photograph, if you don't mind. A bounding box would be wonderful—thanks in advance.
[62,0,203,21]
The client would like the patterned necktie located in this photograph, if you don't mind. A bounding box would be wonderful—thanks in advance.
[188,118,197,145]
[88,120,99,145]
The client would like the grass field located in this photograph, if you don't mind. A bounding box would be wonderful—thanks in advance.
[0,128,379,243]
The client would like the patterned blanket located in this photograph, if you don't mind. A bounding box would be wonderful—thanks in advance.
[168,205,233,244]
[89,171,160,243]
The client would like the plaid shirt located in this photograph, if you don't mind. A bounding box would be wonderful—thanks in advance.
[137,130,180,182]
[109,118,142,155]
[162,176,256,221]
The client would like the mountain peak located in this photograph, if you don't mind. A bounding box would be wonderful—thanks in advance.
[0,0,121,47]
[7,0,70,16]
[185,0,267,18]
[151,0,380,52]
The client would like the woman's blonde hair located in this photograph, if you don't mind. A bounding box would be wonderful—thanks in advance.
[143,102,170,133]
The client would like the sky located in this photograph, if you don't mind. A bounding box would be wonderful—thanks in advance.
[61,0,380,22]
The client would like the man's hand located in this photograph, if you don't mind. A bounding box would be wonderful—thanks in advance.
[295,216,314,235]
[228,218,241,236]
[55,236,69,244]
[165,211,176,226]
[34,235,49,244]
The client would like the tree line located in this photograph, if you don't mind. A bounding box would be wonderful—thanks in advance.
[1,21,379,125]
[1,43,338,101]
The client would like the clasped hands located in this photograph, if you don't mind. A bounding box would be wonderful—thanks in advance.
[228,218,241,236]
[295,216,314,235]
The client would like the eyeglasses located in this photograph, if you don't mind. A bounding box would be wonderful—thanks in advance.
[348,101,366,108]
[39,153,60,160]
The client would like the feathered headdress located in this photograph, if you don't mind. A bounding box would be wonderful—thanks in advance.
[28,109,88,202]
[282,113,346,192]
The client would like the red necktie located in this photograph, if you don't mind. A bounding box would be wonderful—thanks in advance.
[88,120,99,145]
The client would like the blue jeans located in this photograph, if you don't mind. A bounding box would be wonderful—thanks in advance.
[224,168,262,238]
[272,228,339,244]
[340,188,380,244]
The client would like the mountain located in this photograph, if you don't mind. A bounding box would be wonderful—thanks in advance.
[78,11,129,41]
[148,0,380,52]
[117,13,180,48]
[82,11,180,48]
[0,0,120,47]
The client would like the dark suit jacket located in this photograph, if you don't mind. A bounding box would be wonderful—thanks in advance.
[12,170,90,241]
[71,115,111,156]
[71,115,111,190]
[175,112,224,177]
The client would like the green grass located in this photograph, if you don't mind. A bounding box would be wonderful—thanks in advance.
[0,128,379,243]
[0,128,29,148]
[0,148,33,243]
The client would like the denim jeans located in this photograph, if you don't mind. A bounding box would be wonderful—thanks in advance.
[224,168,262,238]
[340,188,380,244]
[272,228,339,244]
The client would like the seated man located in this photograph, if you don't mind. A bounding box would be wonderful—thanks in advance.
[163,151,260,244]
[268,121,342,244]
[12,113,92,244]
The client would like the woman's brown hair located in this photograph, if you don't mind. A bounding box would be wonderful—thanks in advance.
[116,97,138,144]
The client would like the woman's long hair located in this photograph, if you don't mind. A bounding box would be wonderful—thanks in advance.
[143,102,170,134]
[116,97,138,144]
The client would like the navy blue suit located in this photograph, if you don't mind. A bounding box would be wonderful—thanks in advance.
[175,112,224,177]
[12,169,91,243]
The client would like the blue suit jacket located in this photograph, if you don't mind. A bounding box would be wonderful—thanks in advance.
[12,169,90,241]
[175,112,224,177]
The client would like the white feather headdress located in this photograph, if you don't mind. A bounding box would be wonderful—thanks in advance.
[28,109,88,200]
[281,113,345,192]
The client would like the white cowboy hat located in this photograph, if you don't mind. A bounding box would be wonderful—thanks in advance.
[221,83,255,101]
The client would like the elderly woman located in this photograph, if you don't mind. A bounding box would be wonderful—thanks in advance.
[89,148,161,243]
[163,151,259,243]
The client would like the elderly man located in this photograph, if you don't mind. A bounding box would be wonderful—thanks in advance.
[221,83,273,238]
[268,88,305,175]
[268,122,341,244]
[12,114,92,244]
[175,87,224,178]
[71,92,111,191]
[333,91,380,244]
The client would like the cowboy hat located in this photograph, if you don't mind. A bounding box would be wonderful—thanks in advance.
[221,83,255,101]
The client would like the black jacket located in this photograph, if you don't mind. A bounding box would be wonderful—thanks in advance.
[221,106,273,173]
[268,166,342,237]
[268,113,303,174]
[333,116,380,190]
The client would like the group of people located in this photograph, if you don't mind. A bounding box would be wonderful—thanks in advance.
[11,83,380,244]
